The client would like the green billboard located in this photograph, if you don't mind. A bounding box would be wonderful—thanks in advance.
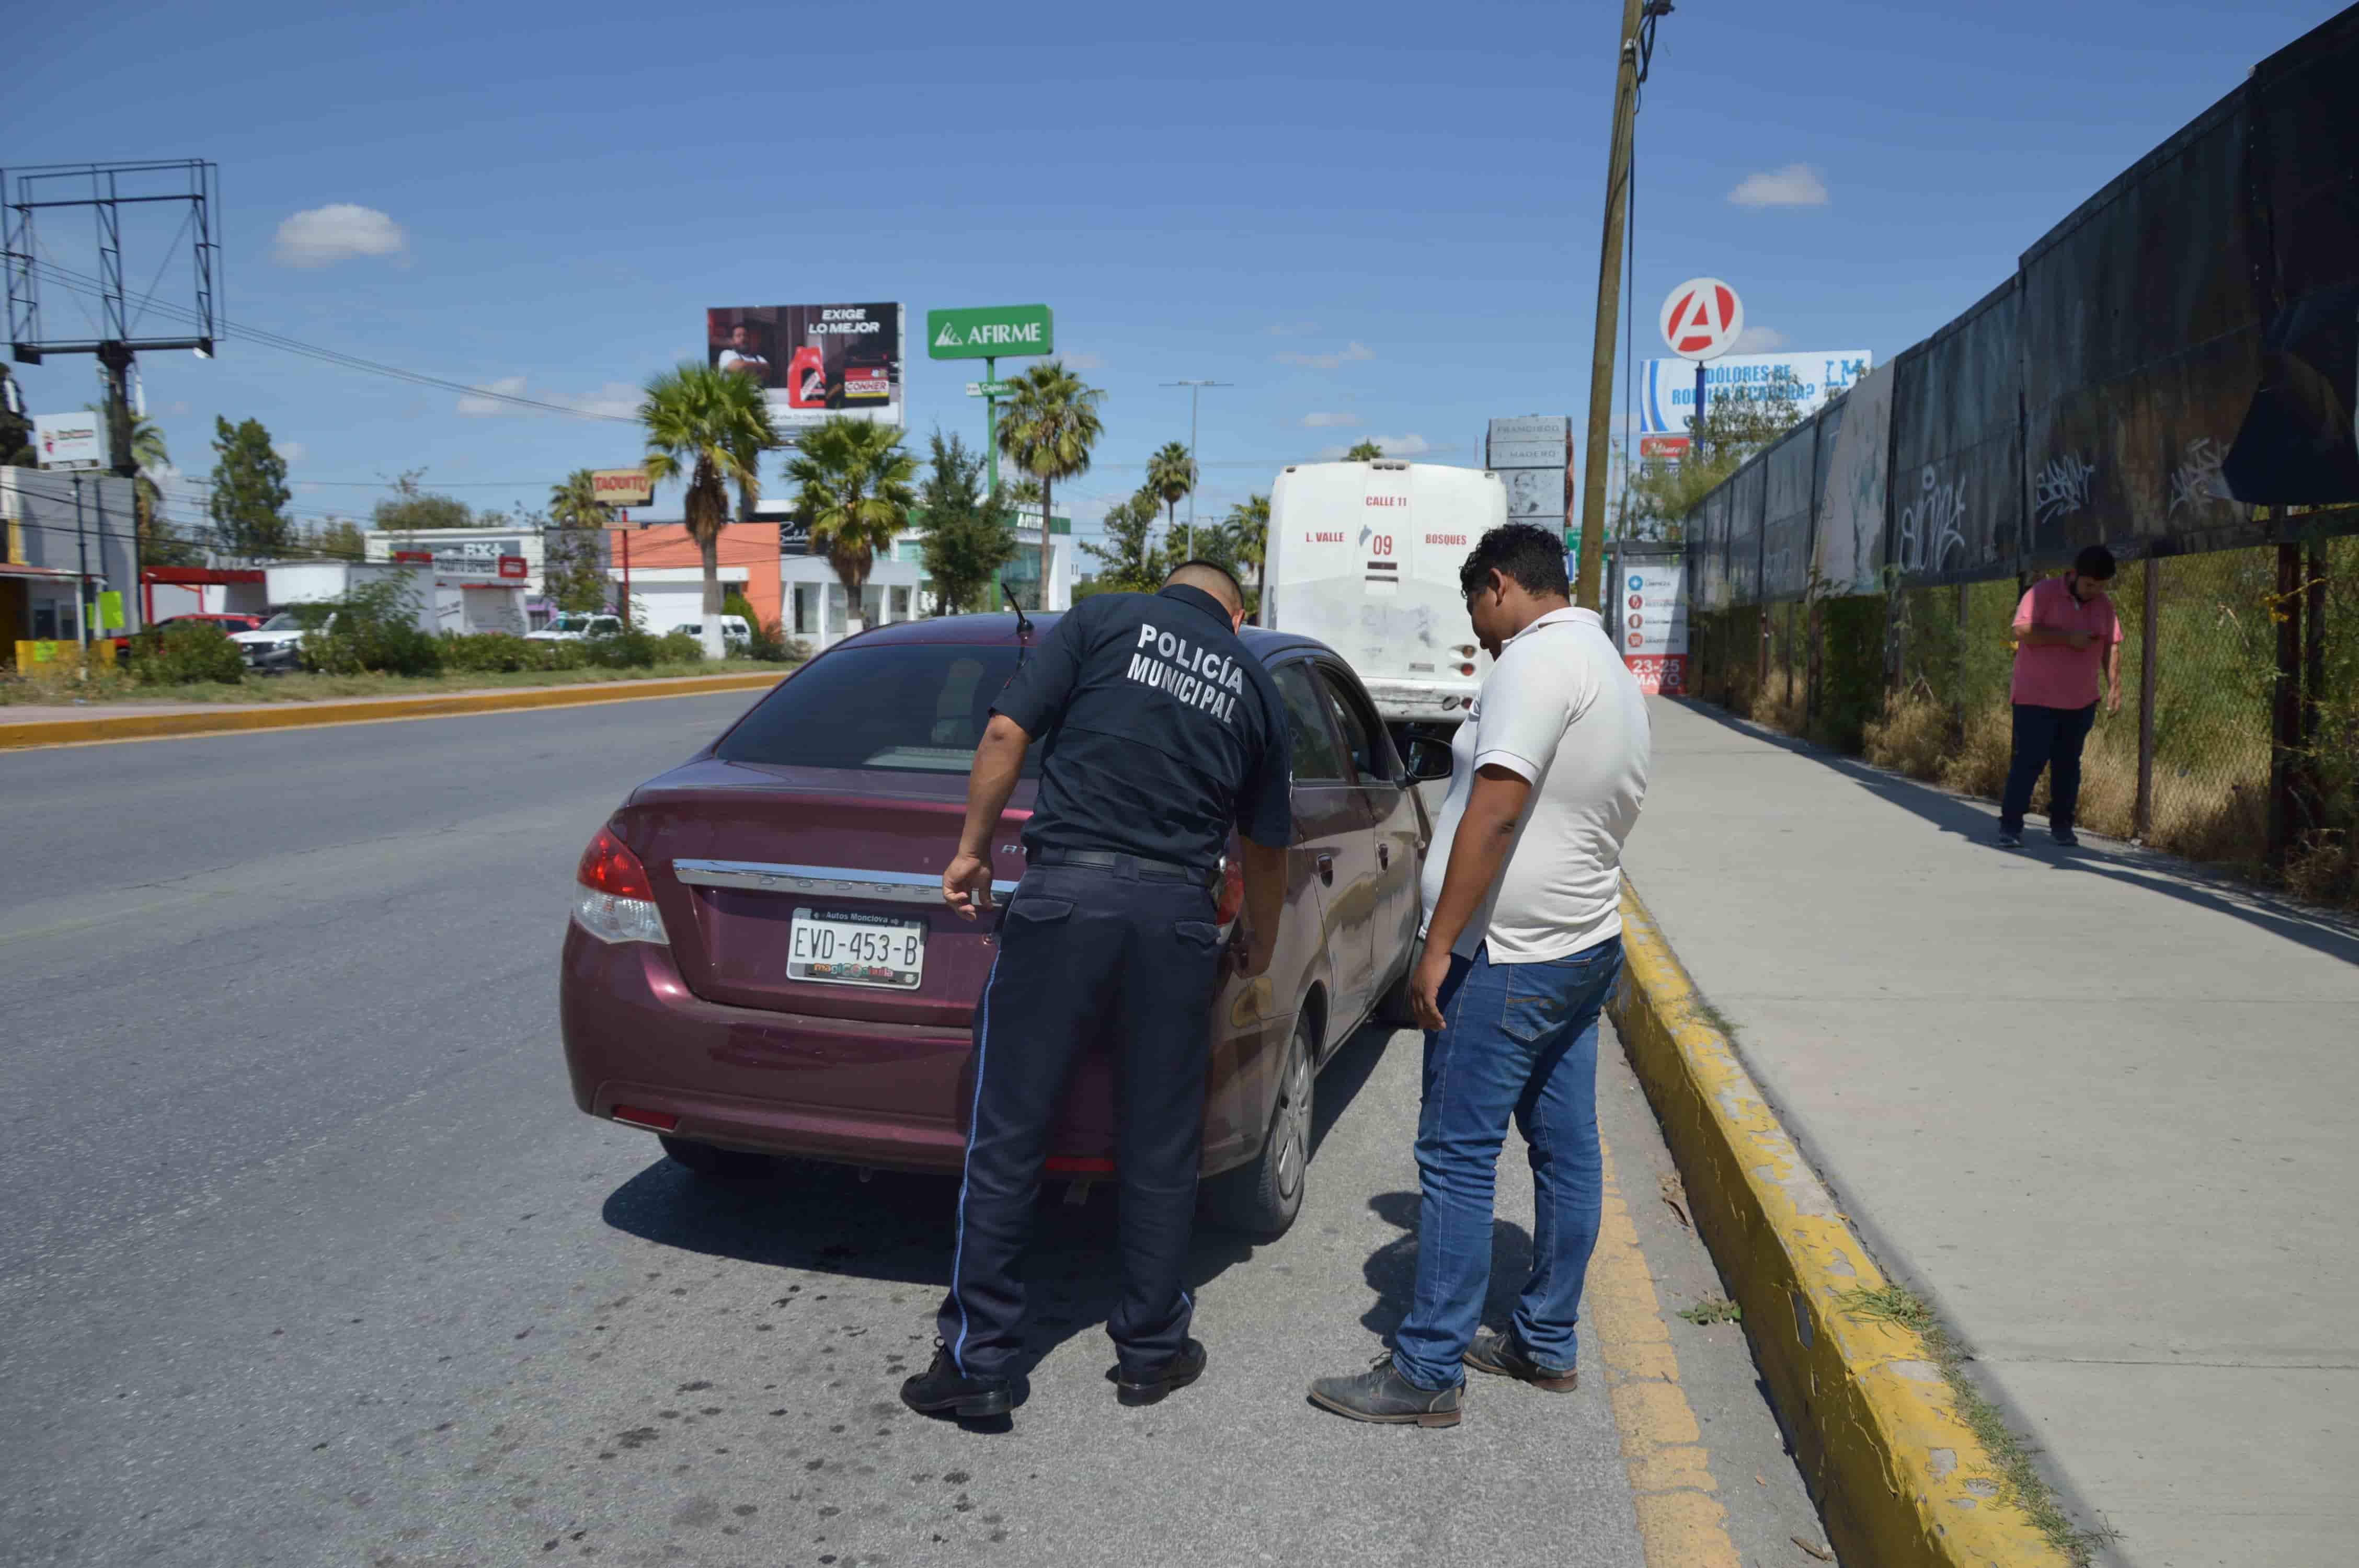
[927,304,1053,360]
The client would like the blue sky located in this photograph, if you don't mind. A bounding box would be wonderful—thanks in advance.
[6,0,2342,547]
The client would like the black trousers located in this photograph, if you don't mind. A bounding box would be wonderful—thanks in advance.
[936,859,1225,1380]
[2000,701,2099,835]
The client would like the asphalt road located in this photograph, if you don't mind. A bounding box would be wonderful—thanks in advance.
[0,696,1833,1567]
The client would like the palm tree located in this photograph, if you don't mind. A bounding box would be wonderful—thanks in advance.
[548,468,608,530]
[1342,439,1385,462]
[1146,440,1195,556]
[88,401,171,561]
[995,360,1105,604]
[1222,493,1271,621]
[638,364,778,620]
[787,416,918,635]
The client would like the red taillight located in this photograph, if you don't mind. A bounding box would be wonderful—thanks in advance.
[1216,852,1244,925]
[1458,663,1477,676]
[578,825,654,899]
[612,1104,678,1131]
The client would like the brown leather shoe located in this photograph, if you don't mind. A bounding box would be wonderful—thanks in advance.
[1464,1328,1579,1392]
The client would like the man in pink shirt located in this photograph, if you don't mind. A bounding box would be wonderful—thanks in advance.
[1998,546,2124,848]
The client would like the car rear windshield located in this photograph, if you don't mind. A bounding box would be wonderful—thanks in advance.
[716,644,1038,776]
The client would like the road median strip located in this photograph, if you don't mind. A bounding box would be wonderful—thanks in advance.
[0,672,785,752]
[1606,878,2074,1567]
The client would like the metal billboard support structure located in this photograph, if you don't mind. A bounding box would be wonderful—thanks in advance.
[3,159,221,481]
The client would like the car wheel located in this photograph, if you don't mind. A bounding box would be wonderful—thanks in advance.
[658,1135,772,1181]
[1204,1014,1314,1240]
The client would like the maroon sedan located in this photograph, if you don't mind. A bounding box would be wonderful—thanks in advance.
[560,612,1440,1238]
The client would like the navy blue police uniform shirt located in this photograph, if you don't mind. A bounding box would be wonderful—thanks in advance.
[991,584,1292,870]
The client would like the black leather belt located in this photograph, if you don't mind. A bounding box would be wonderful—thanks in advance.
[1032,849,1219,888]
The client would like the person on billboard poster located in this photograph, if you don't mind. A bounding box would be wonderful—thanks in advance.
[716,321,773,384]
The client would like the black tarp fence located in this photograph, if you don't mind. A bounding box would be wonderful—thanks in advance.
[1682,4,2359,607]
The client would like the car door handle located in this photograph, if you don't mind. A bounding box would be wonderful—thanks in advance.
[1377,844,1390,870]
[1315,852,1335,885]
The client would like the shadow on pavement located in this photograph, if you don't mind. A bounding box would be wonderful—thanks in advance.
[1357,1189,1536,1342]
[598,1014,1405,1393]
[1667,697,2359,969]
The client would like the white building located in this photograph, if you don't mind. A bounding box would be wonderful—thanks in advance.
[364,524,552,624]
[264,560,531,636]
[756,501,1074,652]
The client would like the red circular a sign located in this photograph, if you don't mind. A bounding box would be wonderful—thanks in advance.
[1660,276,1744,362]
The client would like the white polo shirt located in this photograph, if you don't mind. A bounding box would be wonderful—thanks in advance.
[1419,606,1652,963]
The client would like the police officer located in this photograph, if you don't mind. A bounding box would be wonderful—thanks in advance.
[900,561,1291,1420]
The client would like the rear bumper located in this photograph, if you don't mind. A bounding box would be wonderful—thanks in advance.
[559,923,1281,1176]
[1359,677,1478,721]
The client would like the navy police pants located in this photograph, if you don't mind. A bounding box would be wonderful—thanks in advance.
[936,858,1225,1380]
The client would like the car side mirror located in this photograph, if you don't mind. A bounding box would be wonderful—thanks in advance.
[1402,739,1454,784]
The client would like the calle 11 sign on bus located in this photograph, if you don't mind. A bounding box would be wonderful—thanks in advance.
[927,305,1054,360]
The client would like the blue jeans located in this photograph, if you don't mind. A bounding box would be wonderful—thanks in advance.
[1392,937,1623,1391]
[2000,701,2098,836]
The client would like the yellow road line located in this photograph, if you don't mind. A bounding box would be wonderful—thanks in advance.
[1594,1133,1743,1568]
[1607,879,2066,1567]
[0,672,783,753]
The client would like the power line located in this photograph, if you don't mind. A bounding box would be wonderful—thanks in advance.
[27,258,635,422]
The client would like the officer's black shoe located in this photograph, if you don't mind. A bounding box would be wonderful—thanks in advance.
[1306,1352,1463,1427]
[899,1343,1013,1420]
[1464,1327,1580,1392]
[1114,1338,1207,1407]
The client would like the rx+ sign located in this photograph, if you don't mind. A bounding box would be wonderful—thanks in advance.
[1659,278,1744,362]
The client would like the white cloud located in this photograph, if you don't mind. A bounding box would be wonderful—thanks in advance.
[1301,411,1361,429]
[1277,340,1376,370]
[456,374,528,418]
[1267,321,1318,337]
[272,203,409,268]
[547,381,641,420]
[1060,351,1106,371]
[272,440,307,465]
[1319,432,1432,459]
[1730,326,1789,353]
[1727,164,1829,209]
[163,399,191,418]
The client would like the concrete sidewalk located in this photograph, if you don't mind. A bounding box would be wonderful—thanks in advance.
[1621,697,2358,1568]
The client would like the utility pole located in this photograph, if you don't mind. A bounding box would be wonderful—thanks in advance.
[1572,0,1669,611]
[1162,379,1230,557]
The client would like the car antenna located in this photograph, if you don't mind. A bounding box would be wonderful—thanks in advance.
[1001,581,1034,657]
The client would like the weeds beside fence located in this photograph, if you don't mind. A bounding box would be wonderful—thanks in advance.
[1688,533,2359,910]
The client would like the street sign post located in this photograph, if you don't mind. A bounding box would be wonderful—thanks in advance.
[1659,276,1744,446]
[930,305,1055,497]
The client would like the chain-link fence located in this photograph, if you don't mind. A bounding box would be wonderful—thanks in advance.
[1689,534,2358,909]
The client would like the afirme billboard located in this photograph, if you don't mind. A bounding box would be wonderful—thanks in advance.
[1636,351,1872,435]
[927,305,1054,361]
[707,304,905,430]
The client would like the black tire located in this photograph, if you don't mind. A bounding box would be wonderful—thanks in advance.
[658,1135,772,1181]
[1204,1014,1314,1240]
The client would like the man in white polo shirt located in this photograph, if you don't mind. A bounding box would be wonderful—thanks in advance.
[1311,522,1651,1426]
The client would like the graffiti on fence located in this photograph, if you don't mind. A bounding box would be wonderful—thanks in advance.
[2168,436,2231,517]
[1897,466,1968,574]
[2033,452,2099,524]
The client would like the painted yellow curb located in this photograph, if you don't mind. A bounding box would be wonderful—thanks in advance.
[1607,879,2067,1568]
[0,672,784,752]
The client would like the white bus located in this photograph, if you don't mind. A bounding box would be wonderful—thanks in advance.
[1263,459,1507,725]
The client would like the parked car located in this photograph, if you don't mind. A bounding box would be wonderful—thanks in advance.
[559,612,1448,1238]
[232,611,326,672]
[527,612,624,643]
[111,613,265,658]
[670,615,751,653]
